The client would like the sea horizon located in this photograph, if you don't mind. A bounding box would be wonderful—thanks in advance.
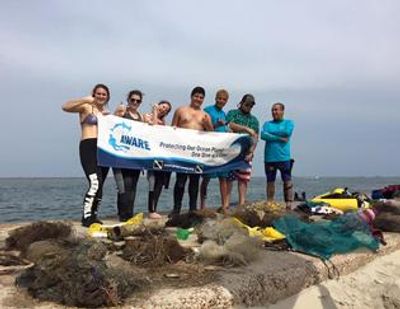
[1,176,399,223]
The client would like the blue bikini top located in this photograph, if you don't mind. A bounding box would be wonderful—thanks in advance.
[81,107,109,125]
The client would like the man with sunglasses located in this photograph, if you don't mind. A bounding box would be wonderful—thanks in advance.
[261,102,295,209]
[169,86,213,216]
[223,94,259,212]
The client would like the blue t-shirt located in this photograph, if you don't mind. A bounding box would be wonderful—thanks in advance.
[204,105,229,132]
[261,119,294,162]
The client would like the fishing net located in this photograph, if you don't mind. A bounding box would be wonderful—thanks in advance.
[373,200,400,232]
[273,214,379,260]
[165,208,217,229]
[196,218,262,266]
[16,239,145,307]
[5,221,73,252]
[121,231,191,267]
[233,201,311,228]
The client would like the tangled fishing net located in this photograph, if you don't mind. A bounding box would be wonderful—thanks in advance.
[373,200,400,232]
[121,228,191,267]
[233,201,308,228]
[197,218,263,266]
[16,238,145,307]
[5,221,73,253]
[165,208,218,229]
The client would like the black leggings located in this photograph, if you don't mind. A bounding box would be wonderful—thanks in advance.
[173,173,200,214]
[79,139,109,220]
[147,170,171,213]
[115,168,140,221]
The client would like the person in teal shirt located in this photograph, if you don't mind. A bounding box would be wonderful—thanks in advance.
[203,90,230,133]
[261,102,294,209]
[200,89,230,210]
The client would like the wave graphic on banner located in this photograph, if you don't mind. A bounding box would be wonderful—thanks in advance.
[97,115,252,174]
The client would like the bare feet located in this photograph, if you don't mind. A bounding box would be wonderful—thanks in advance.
[149,212,162,219]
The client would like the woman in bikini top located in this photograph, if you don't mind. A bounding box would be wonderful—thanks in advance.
[63,84,110,140]
[62,84,111,227]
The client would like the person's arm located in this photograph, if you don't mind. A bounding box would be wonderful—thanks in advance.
[226,110,255,136]
[272,120,295,138]
[228,122,256,137]
[261,122,292,142]
[261,130,282,141]
[202,113,214,131]
[245,135,258,161]
[281,121,294,138]
[143,106,157,125]
[114,103,126,117]
[62,96,93,113]
[171,108,181,127]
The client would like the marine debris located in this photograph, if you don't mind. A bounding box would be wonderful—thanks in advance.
[5,221,73,253]
[16,238,145,307]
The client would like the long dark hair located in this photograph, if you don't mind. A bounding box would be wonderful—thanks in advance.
[91,83,110,103]
[126,90,144,103]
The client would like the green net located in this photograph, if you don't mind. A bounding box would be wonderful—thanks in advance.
[273,214,379,260]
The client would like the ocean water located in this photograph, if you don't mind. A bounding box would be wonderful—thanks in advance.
[0,176,399,223]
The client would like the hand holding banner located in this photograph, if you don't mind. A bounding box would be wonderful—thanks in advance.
[97,115,251,174]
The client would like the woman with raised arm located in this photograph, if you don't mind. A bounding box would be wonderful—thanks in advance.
[143,100,172,219]
[62,84,110,227]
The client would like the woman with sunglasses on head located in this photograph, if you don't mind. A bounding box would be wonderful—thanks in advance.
[113,90,144,222]
[62,84,111,227]
[143,100,173,219]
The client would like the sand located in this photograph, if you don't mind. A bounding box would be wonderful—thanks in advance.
[269,249,400,309]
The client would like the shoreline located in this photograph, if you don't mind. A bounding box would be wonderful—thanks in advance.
[1,218,400,308]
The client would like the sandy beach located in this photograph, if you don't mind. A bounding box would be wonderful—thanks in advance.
[269,249,400,309]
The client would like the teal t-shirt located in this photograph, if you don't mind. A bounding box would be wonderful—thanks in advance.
[261,119,294,162]
[226,109,259,134]
[204,105,229,132]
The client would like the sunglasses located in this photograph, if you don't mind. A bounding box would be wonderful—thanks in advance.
[129,98,142,104]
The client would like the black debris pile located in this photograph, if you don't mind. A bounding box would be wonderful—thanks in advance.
[233,201,288,227]
[121,229,191,267]
[16,238,145,307]
[373,199,400,232]
[5,221,73,253]
[165,208,218,229]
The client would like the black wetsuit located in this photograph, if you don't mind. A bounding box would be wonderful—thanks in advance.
[113,111,142,221]
[172,173,200,214]
[147,170,171,213]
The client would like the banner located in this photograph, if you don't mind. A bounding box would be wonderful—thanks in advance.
[97,115,251,174]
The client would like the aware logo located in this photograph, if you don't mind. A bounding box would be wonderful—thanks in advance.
[108,122,151,152]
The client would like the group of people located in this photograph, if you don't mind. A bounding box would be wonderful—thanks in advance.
[62,84,295,227]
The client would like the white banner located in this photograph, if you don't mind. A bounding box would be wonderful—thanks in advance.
[97,115,251,174]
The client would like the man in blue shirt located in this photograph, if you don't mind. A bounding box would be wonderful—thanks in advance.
[261,102,294,209]
[200,89,230,210]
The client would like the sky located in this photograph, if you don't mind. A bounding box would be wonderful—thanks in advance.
[0,0,399,177]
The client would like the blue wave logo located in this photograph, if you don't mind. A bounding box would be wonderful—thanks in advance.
[108,122,132,152]
[230,135,252,160]
[108,121,151,153]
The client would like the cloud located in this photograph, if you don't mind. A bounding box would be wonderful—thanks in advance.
[0,0,399,176]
